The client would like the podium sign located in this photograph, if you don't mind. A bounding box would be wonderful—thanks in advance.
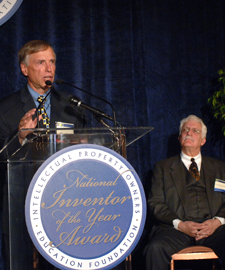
[1,127,153,269]
[25,144,146,270]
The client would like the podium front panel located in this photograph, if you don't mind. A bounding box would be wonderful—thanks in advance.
[8,162,41,269]
[3,127,153,270]
[8,132,121,269]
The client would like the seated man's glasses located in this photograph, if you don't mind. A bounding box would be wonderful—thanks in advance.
[182,127,201,134]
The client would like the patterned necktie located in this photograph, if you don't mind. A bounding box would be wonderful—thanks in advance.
[37,96,50,129]
[189,158,200,181]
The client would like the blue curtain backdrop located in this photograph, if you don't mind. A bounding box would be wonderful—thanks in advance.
[0,0,225,267]
[1,0,225,181]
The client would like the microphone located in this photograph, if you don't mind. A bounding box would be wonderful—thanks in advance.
[68,95,114,121]
[45,80,52,87]
[55,79,117,126]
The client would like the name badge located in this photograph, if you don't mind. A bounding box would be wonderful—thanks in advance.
[214,179,225,193]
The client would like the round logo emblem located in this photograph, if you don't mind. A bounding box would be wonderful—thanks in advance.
[25,144,146,270]
[0,0,23,26]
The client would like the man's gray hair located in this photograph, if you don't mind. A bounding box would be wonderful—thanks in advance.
[18,40,55,66]
[179,115,207,138]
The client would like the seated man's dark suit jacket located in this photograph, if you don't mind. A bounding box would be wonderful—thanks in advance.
[145,154,225,270]
[148,154,225,230]
[0,85,86,270]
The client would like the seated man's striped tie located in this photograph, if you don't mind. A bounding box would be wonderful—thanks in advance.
[37,95,50,128]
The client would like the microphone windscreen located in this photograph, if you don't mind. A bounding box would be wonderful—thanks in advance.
[45,80,52,86]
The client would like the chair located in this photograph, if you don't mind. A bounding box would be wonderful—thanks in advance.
[170,246,218,270]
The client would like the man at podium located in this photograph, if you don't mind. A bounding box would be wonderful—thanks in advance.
[0,40,86,154]
[0,40,86,270]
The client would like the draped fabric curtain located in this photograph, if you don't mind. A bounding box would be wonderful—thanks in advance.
[1,0,225,269]
[0,0,225,184]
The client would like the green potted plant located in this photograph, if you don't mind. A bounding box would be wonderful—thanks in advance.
[208,69,225,136]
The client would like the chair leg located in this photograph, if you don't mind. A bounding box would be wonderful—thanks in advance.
[170,259,174,270]
[125,254,132,270]
[33,245,39,270]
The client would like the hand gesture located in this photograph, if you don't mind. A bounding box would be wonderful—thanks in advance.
[18,109,41,144]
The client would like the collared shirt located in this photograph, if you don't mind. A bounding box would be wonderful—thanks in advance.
[181,151,201,173]
[27,84,51,119]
